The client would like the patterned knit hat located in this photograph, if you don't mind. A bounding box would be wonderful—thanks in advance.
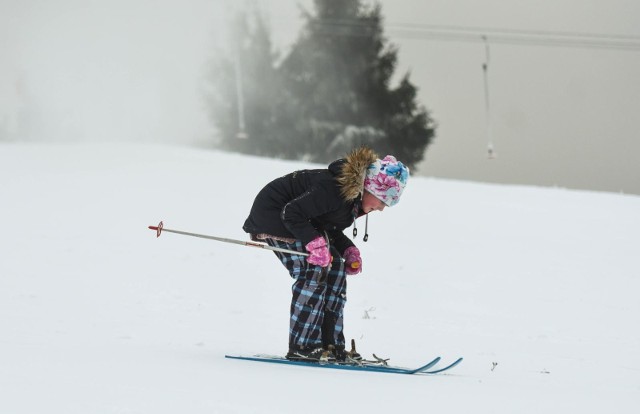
[363,155,410,207]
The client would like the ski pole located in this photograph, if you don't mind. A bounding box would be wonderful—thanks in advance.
[148,222,351,266]
[148,221,311,256]
[149,222,360,269]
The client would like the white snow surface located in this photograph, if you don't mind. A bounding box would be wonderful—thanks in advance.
[1,143,639,413]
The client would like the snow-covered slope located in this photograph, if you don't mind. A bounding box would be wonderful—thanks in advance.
[1,143,639,413]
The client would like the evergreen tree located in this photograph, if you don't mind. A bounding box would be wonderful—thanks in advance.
[206,1,435,170]
[279,0,435,169]
[206,8,289,157]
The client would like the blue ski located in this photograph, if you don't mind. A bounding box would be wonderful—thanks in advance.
[422,357,464,374]
[225,354,444,375]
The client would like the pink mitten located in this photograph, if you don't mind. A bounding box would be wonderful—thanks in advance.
[343,246,362,275]
[305,236,331,267]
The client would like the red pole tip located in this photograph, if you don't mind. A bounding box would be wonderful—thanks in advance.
[148,226,158,230]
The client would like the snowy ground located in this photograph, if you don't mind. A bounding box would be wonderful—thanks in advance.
[1,142,639,413]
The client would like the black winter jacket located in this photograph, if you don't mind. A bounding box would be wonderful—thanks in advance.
[242,159,360,254]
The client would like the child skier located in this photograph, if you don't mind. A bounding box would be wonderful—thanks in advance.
[242,147,409,362]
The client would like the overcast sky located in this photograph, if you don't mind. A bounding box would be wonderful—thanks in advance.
[1,0,639,194]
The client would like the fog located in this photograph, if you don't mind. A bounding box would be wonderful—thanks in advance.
[1,0,639,194]
[0,0,228,144]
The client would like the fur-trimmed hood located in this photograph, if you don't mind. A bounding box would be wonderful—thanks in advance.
[329,147,379,202]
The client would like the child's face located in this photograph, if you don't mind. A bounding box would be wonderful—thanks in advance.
[362,190,386,213]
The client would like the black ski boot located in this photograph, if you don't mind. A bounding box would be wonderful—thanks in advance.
[286,346,336,363]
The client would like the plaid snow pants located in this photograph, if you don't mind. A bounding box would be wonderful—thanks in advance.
[265,238,347,351]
